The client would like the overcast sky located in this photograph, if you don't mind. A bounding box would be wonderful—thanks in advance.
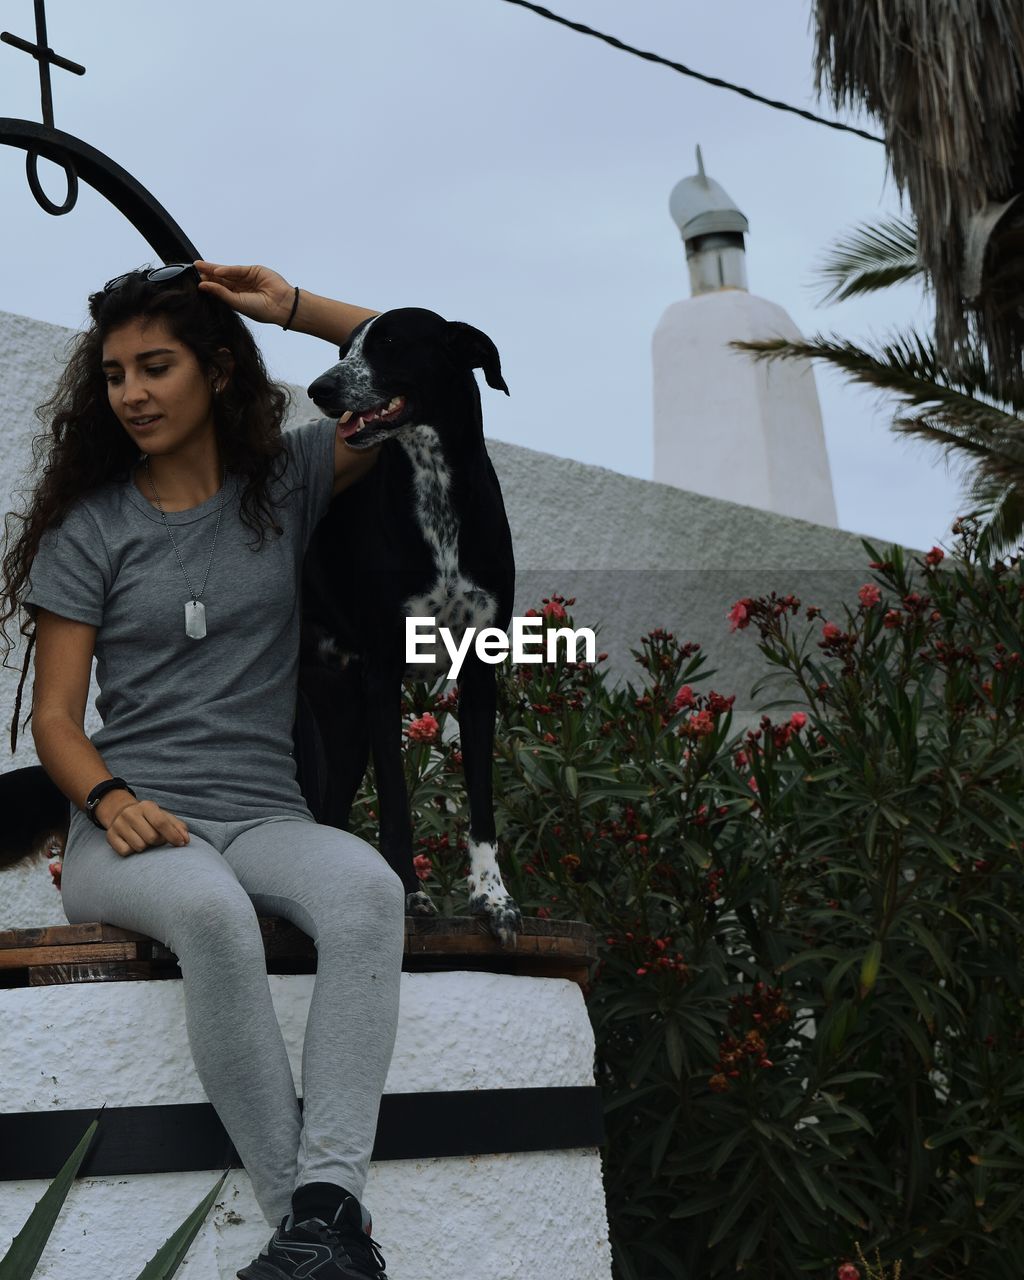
[1,0,967,553]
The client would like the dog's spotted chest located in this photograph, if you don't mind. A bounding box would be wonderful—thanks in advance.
[398,426,496,666]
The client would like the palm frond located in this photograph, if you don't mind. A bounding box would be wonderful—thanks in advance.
[959,475,1024,562]
[812,0,1024,373]
[814,217,923,305]
[733,330,1024,558]
[733,332,1024,422]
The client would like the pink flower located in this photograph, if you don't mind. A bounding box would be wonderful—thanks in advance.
[789,712,807,730]
[837,1265,860,1280]
[822,622,843,641]
[412,854,432,881]
[747,776,759,793]
[405,713,439,743]
[679,708,715,739]
[672,685,696,712]
[728,599,752,632]
[924,546,945,566]
[536,906,551,920]
[543,600,566,622]
[858,583,881,608]
[48,858,62,891]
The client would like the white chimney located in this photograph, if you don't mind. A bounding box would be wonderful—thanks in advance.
[653,147,838,527]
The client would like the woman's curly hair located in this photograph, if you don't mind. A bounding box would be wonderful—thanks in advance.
[1,267,292,747]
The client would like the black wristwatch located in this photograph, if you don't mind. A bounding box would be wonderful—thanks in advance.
[85,777,136,829]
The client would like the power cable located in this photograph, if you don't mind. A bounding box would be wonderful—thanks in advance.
[498,0,885,145]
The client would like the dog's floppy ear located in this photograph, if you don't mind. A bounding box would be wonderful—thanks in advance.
[445,321,509,395]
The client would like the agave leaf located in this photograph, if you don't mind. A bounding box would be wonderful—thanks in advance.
[0,1114,102,1280]
[134,1168,231,1280]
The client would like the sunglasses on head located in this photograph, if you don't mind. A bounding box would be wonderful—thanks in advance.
[102,263,201,295]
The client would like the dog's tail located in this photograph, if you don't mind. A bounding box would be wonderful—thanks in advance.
[0,765,69,868]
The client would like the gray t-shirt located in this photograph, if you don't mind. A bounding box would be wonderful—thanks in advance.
[25,417,337,821]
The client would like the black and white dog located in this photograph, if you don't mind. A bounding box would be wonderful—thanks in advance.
[295,307,522,944]
[0,308,523,946]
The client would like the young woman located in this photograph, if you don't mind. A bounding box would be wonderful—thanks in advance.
[3,262,399,1280]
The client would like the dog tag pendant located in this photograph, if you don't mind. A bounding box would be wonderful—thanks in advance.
[184,599,207,640]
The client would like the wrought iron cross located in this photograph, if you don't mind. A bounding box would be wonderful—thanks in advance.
[1,0,85,213]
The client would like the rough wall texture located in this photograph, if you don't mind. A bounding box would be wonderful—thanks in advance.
[0,971,612,1279]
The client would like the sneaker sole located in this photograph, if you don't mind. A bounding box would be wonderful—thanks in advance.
[236,1262,293,1280]
[237,1260,383,1280]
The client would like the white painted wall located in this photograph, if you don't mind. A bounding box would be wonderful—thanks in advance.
[653,289,838,527]
[0,971,612,1279]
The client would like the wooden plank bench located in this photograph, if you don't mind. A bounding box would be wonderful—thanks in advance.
[0,916,597,988]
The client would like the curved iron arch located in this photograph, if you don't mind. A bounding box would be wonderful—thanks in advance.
[1,117,200,262]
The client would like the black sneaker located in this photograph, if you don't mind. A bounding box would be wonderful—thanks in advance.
[236,1194,388,1280]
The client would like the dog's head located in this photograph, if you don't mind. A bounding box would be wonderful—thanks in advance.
[306,308,508,450]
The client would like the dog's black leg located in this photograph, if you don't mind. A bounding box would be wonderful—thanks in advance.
[297,661,370,829]
[364,662,436,915]
[457,655,522,946]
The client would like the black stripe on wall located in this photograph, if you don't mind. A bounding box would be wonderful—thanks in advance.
[0,1087,605,1181]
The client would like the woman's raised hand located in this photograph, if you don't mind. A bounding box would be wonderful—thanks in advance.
[194,261,295,327]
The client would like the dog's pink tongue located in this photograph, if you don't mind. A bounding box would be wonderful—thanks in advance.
[337,410,362,439]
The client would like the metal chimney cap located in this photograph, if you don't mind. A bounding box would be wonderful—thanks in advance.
[669,145,749,241]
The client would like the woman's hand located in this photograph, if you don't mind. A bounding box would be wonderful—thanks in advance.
[194,260,295,327]
[195,262,379,345]
[97,793,190,857]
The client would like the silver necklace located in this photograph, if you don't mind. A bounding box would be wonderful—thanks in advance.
[145,458,227,640]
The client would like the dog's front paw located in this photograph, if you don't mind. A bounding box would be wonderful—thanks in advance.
[469,889,523,947]
[406,889,438,917]
[466,839,522,946]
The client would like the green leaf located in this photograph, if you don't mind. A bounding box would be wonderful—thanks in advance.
[793,1160,827,1211]
[859,940,883,997]
[981,787,1024,827]
[665,1020,684,1080]
[813,215,922,304]
[708,1127,749,1177]
[668,1189,733,1219]
[923,1125,981,1150]
[981,1182,1024,1232]
[904,919,953,979]
[563,765,578,798]
[969,1154,1024,1170]
[0,1116,101,1280]
[134,1169,230,1279]
[649,1107,678,1177]
[706,1175,759,1248]
[733,1210,769,1269]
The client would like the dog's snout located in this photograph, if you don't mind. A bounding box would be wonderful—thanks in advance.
[307,373,336,403]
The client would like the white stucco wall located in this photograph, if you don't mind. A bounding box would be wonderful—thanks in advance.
[652,289,838,527]
[0,970,611,1279]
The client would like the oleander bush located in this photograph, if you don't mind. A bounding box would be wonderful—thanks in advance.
[347,516,1024,1280]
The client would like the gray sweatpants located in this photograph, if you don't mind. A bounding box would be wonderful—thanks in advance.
[60,806,405,1226]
